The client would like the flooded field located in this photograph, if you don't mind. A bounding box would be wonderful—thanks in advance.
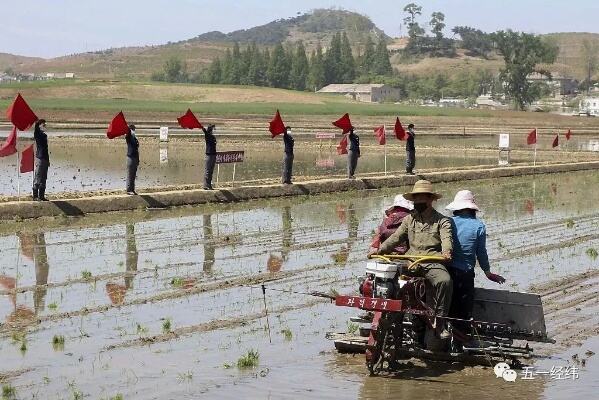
[1,170,599,399]
[0,131,596,197]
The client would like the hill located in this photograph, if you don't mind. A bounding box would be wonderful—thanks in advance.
[6,9,386,79]
[3,10,598,82]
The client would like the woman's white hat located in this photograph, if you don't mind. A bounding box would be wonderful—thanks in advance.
[388,194,414,211]
[445,190,480,212]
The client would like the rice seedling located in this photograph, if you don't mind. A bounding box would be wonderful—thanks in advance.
[162,319,172,333]
[52,335,65,351]
[237,349,260,369]
[281,327,293,341]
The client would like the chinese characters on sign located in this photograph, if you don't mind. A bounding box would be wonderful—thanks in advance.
[494,362,579,382]
[216,151,245,164]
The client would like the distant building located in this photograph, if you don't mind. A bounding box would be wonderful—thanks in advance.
[0,73,17,83]
[527,72,579,96]
[438,98,466,108]
[579,97,599,116]
[317,84,400,103]
[475,94,507,110]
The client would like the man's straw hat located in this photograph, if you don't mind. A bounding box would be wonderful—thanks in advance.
[403,180,442,201]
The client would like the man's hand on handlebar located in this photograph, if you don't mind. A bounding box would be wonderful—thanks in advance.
[442,251,452,261]
[367,248,379,259]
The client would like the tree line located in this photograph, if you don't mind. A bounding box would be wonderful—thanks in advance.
[152,32,393,91]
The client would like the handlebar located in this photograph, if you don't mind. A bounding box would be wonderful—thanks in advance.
[368,254,445,272]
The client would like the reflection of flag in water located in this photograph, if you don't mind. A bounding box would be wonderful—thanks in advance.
[550,182,557,195]
[267,254,283,273]
[106,283,127,306]
[17,233,35,261]
[565,129,572,140]
[336,204,347,224]
[373,125,386,145]
[524,199,535,215]
[337,134,348,155]
[332,246,349,265]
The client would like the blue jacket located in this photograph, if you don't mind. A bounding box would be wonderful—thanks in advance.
[450,214,490,273]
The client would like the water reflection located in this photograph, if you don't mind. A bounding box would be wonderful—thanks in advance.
[106,224,138,305]
[267,206,293,273]
[203,214,215,274]
[332,202,359,266]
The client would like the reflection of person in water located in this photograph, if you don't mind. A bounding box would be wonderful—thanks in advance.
[32,232,49,314]
[268,205,294,273]
[203,214,215,274]
[106,223,138,305]
[332,203,358,266]
[281,206,293,261]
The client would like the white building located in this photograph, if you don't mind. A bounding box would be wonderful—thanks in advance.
[579,97,599,116]
[317,84,400,103]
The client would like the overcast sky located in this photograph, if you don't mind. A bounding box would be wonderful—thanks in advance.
[2,0,598,58]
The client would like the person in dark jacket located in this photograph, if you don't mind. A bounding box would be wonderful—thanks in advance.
[202,124,217,190]
[406,123,416,175]
[347,127,360,179]
[33,119,49,201]
[125,124,139,195]
[282,126,294,184]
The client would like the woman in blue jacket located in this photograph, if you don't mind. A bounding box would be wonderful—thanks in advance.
[446,190,505,338]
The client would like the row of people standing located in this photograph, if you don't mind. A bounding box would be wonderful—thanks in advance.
[29,121,418,200]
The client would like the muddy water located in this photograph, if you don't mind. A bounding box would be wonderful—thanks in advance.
[0,132,593,196]
[1,170,599,399]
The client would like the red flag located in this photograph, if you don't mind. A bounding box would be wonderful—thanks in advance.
[6,93,38,131]
[524,199,534,215]
[373,126,386,145]
[0,126,17,157]
[565,129,572,140]
[552,134,559,148]
[177,108,203,130]
[269,110,286,138]
[337,135,348,155]
[106,111,130,139]
[527,129,537,145]
[332,113,353,134]
[20,144,34,173]
[394,117,407,140]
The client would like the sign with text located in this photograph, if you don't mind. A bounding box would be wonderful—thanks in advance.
[316,132,336,139]
[316,158,335,168]
[499,133,510,149]
[159,147,168,164]
[216,151,245,164]
[159,126,169,142]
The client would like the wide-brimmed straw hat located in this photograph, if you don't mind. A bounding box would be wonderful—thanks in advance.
[403,180,442,201]
[445,190,480,212]
[387,194,414,211]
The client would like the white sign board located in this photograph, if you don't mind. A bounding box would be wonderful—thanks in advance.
[159,148,168,164]
[499,133,510,149]
[159,127,169,142]
[316,132,336,139]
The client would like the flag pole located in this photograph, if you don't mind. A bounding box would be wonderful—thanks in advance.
[232,163,237,185]
[533,128,538,167]
[383,124,387,176]
[17,149,21,202]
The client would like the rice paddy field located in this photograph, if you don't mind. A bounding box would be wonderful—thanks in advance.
[1,169,599,399]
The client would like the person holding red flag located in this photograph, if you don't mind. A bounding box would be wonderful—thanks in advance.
[282,126,294,185]
[406,123,416,175]
[202,124,217,190]
[333,114,359,179]
[125,124,139,195]
[32,119,50,201]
